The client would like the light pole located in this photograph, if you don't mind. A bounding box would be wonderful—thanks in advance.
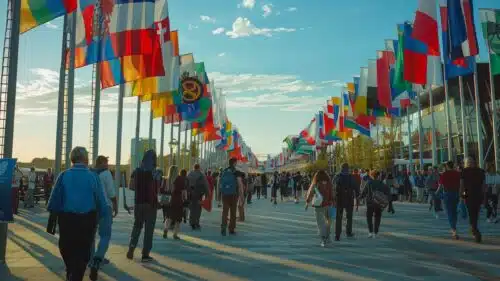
[169,139,178,166]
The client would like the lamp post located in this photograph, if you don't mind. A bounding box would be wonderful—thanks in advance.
[169,139,178,166]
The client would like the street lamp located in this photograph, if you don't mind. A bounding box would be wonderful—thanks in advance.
[169,139,178,166]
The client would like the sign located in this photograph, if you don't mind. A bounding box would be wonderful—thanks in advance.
[180,73,204,104]
[0,158,17,223]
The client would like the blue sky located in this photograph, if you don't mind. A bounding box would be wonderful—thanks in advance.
[2,0,500,163]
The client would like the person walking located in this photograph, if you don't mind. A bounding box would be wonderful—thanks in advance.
[384,173,397,214]
[426,166,441,217]
[11,165,23,215]
[293,172,303,203]
[24,167,36,208]
[246,174,255,204]
[414,170,426,203]
[261,173,268,199]
[254,173,262,200]
[437,161,461,240]
[460,157,486,243]
[127,150,161,263]
[164,167,188,240]
[333,163,359,241]
[271,171,279,205]
[47,147,109,281]
[485,163,499,223]
[89,156,118,281]
[305,170,335,247]
[187,164,209,230]
[359,170,390,238]
[219,158,245,236]
[43,168,54,205]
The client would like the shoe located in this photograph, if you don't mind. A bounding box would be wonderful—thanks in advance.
[229,230,236,235]
[126,248,134,260]
[163,230,168,239]
[221,228,227,236]
[196,224,201,230]
[473,232,482,243]
[373,233,378,239]
[89,258,101,281]
[346,233,355,238]
[173,234,180,240]
[435,214,439,219]
[320,240,326,247]
[334,236,340,241]
[102,258,110,265]
[141,256,154,263]
[451,231,459,240]
[191,225,196,230]
[368,233,374,238]
[487,218,493,223]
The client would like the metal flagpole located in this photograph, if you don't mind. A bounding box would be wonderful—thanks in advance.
[134,98,141,170]
[91,8,103,165]
[473,64,484,168]
[428,88,438,166]
[443,75,453,161]
[64,12,77,169]
[160,116,165,172]
[407,107,413,173]
[114,84,124,205]
[55,15,68,176]
[459,76,468,159]
[487,59,499,172]
[0,0,21,263]
[177,119,181,168]
[148,104,153,150]
[399,117,404,159]
[169,115,174,167]
[183,127,188,169]
[417,91,425,170]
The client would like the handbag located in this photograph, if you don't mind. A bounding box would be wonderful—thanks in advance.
[368,182,389,209]
[328,206,336,219]
[312,187,323,207]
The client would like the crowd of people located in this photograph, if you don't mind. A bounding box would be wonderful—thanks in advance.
[7,144,496,281]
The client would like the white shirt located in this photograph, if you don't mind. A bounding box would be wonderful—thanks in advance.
[28,172,36,190]
[98,169,116,206]
[12,170,23,188]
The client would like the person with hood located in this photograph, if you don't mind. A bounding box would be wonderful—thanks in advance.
[163,167,188,240]
[460,157,486,243]
[127,150,161,263]
[187,164,209,230]
[333,163,359,241]
[47,147,108,281]
[359,170,390,238]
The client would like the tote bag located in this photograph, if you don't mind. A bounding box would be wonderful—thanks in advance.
[312,187,323,207]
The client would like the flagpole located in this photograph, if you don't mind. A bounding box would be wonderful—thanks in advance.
[177,119,181,168]
[148,103,153,150]
[406,107,413,174]
[55,15,68,176]
[169,115,174,167]
[417,91,425,170]
[488,57,499,171]
[65,12,77,169]
[114,84,124,208]
[134,98,141,170]
[443,71,454,162]
[399,117,404,160]
[473,63,484,168]
[160,116,165,173]
[428,88,438,166]
[183,127,188,169]
[458,76,468,160]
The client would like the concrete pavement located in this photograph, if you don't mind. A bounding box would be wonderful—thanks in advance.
[1,192,500,281]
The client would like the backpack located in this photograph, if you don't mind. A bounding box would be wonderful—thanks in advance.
[335,174,354,198]
[220,168,238,195]
[368,181,389,209]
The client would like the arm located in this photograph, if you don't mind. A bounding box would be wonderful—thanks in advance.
[105,171,118,216]
[94,176,110,219]
[47,172,64,212]
[237,177,245,205]
[304,183,315,205]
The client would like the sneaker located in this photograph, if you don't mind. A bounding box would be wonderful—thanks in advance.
[126,249,134,260]
[346,233,355,238]
[221,228,227,236]
[334,236,340,241]
[320,240,326,247]
[487,218,493,223]
[368,233,374,238]
[102,258,110,265]
[141,256,154,263]
[89,258,101,281]
[229,230,236,235]
[173,234,180,240]
[373,233,378,238]
[163,230,168,239]
[473,233,482,243]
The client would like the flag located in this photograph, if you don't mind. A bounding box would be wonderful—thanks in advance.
[367,60,377,87]
[73,0,159,68]
[446,0,479,60]
[404,22,430,85]
[355,67,368,116]
[479,9,500,76]
[21,0,77,33]
[377,50,395,108]
[300,118,317,145]
[440,2,475,79]
[394,24,414,91]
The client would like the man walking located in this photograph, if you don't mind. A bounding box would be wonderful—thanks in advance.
[24,167,36,208]
[334,163,359,241]
[187,164,209,230]
[43,168,54,205]
[219,158,244,236]
[89,156,118,281]
[460,157,486,243]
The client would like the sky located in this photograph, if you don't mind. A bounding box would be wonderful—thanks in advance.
[1,0,500,163]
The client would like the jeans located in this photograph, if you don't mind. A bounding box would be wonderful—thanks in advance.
[335,203,354,238]
[129,204,157,257]
[366,205,382,234]
[466,200,481,235]
[221,195,238,231]
[314,206,332,239]
[486,194,498,219]
[91,206,113,260]
[443,191,459,230]
[189,197,202,226]
[417,187,425,203]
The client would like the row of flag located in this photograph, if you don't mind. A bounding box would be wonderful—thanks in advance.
[20,0,257,165]
[276,0,500,167]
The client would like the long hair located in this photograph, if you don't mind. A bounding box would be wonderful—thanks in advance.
[141,150,157,171]
[312,170,330,186]
[167,165,179,188]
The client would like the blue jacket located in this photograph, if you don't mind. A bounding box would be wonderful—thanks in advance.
[47,164,108,218]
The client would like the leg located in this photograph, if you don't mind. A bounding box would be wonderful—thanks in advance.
[335,206,344,239]
[58,214,74,278]
[467,202,481,237]
[221,195,230,232]
[229,196,237,232]
[493,195,499,219]
[173,222,180,237]
[345,204,354,236]
[444,192,459,231]
[128,205,146,254]
[142,205,157,257]
[94,206,113,260]
[374,208,382,234]
[366,206,374,233]
[75,213,97,281]
[314,207,328,239]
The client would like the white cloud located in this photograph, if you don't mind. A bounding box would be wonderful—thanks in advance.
[188,24,199,31]
[286,7,298,12]
[226,94,327,112]
[200,15,216,23]
[262,4,273,17]
[218,53,226,57]
[225,17,295,39]
[212,27,225,35]
[240,0,255,9]
[44,21,59,29]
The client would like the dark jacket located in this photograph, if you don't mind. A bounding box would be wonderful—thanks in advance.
[334,172,360,207]
[360,179,390,207]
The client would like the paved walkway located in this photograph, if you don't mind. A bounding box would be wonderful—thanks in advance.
[1,191,500,281]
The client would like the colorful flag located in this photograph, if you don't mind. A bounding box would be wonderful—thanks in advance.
[403,23,429,85]
[479,9,500,76]
[300,118,317,145]
[377,50,395,109]
[356,67,368,116]
[367,60,377,87]
[394,24,413,91]
[446,0,479,60]
[21,0,77,33]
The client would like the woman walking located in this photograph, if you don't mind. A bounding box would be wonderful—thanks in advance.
[485,163,499,223]
[163,168,188,240]
[384,173,397,214]
[305,170,335,247]
[437,161,461,239]
[360,170,390,238]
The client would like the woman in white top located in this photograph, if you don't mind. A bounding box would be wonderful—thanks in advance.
[24,167,36,208]
[485,164,499,223]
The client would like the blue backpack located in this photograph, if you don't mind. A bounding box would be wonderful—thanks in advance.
[220,168,238,195]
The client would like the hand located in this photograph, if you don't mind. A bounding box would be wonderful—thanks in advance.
[113,207,118,218]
